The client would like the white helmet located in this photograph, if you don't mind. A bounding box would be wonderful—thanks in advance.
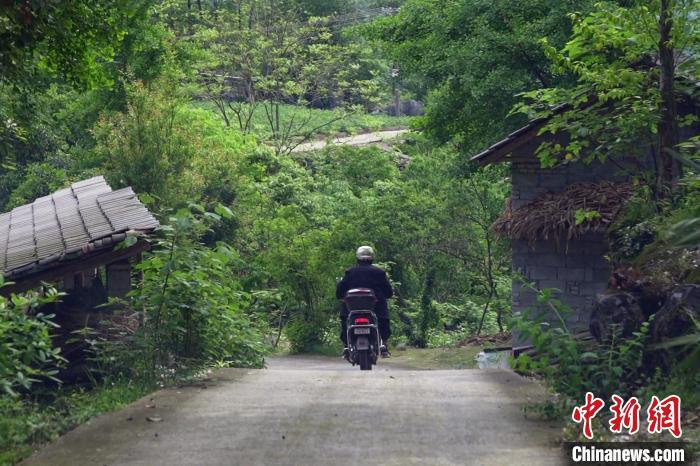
[356,245,375,261]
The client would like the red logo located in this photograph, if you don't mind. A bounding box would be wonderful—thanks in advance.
[609,395,641,434]
[572,392,605,439]
[572,393,683,439]
[647,395,682,438]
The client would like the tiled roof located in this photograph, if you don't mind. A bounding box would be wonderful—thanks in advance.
[470,119,545,165]
[470,104,570,166]
[473,74,699,166]
[0,176,159,279]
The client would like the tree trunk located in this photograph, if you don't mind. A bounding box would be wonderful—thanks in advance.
[476,293,493,336]
[394,89,401,117]
[656,0,679,197]
[417,270,436,348]
[275,102,280,138]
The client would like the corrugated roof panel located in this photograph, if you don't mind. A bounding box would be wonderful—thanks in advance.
[98,188,158,232]
[5,245,37,270]
[0,213,10,270]
[1,177,158,278]
[72,177,114,240]
[72,176,106,189]
[34,204,61,257]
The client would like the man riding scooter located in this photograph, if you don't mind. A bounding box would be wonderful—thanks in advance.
[336,246,393,358]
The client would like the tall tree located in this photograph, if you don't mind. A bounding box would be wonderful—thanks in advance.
[0,1,143,89]
[365,0,595,152]
[657,0,679,193]
[194,3,382,155]
[0,1,149,170]
[513,0,698,197]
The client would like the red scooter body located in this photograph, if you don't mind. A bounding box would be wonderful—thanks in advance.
[343,288,381,370]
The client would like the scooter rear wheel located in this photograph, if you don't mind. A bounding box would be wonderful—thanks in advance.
[358,349,372,370]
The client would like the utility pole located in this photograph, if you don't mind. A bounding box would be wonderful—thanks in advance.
[391,66,401,116]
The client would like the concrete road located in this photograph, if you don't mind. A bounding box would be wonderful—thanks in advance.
[22,355,564,466]
[291,129,409,153]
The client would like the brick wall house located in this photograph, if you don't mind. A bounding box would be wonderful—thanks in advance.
[0,176,159,379]
[471,121,652,351]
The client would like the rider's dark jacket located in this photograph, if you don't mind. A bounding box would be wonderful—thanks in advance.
[335,262,393,318]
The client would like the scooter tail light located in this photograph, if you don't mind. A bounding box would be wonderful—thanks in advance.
[354,317,370,324]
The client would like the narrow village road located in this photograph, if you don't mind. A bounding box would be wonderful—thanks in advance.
[22,355,564,466]
[291,129,409,152]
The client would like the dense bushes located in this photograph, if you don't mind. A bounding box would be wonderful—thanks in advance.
[227,141,511,351]
[0,286,64,396]
[134,208,266,370]
[94,207,267,382]
[511,287,650,404]
[0,383,151,465]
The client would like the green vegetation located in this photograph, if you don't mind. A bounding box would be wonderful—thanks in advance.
[0,382,152,465]
[95,207,268,382]
[1,0,699,460]
[384,346,486,370]
[513,0,699,196]
[512,287,651,403]
[365,0,596,152]
[0,285,63,396]
[189,0,399,154]
[195,101,412,139]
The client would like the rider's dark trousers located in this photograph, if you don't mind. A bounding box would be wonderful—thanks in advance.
[340,316,391,346]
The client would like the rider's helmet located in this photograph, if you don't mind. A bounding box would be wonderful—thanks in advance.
[356,245,375,261]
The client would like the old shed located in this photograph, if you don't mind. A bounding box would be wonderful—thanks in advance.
[0,176,159,377]
[0,176,158,296]
[471,119,653,351]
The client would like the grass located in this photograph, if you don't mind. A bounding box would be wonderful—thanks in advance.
[296,343,493,370]
[0,381,153,465]
[269,338,345,358]
[304,342,345,357]
[383,345,487,370]
[194,101,412,140]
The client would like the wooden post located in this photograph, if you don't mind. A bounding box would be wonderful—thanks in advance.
[107,259,132,299]
[63,273,75,290]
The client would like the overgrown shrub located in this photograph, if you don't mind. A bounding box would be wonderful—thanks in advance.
[400,299,503,348]
[0,382,151,465]
[94,206,266,383]
[0,285,64,396]
[94,74,197,206]
[285,312,326,353]
[646,316,700,409]
[511,287,650,404]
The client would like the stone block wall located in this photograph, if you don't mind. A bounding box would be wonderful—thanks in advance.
[509,158,627,347]
[512,234,611,335]
[511,159,633,209]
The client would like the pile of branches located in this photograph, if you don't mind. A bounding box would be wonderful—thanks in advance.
[493,181,633,243]
[457,331,511,347]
